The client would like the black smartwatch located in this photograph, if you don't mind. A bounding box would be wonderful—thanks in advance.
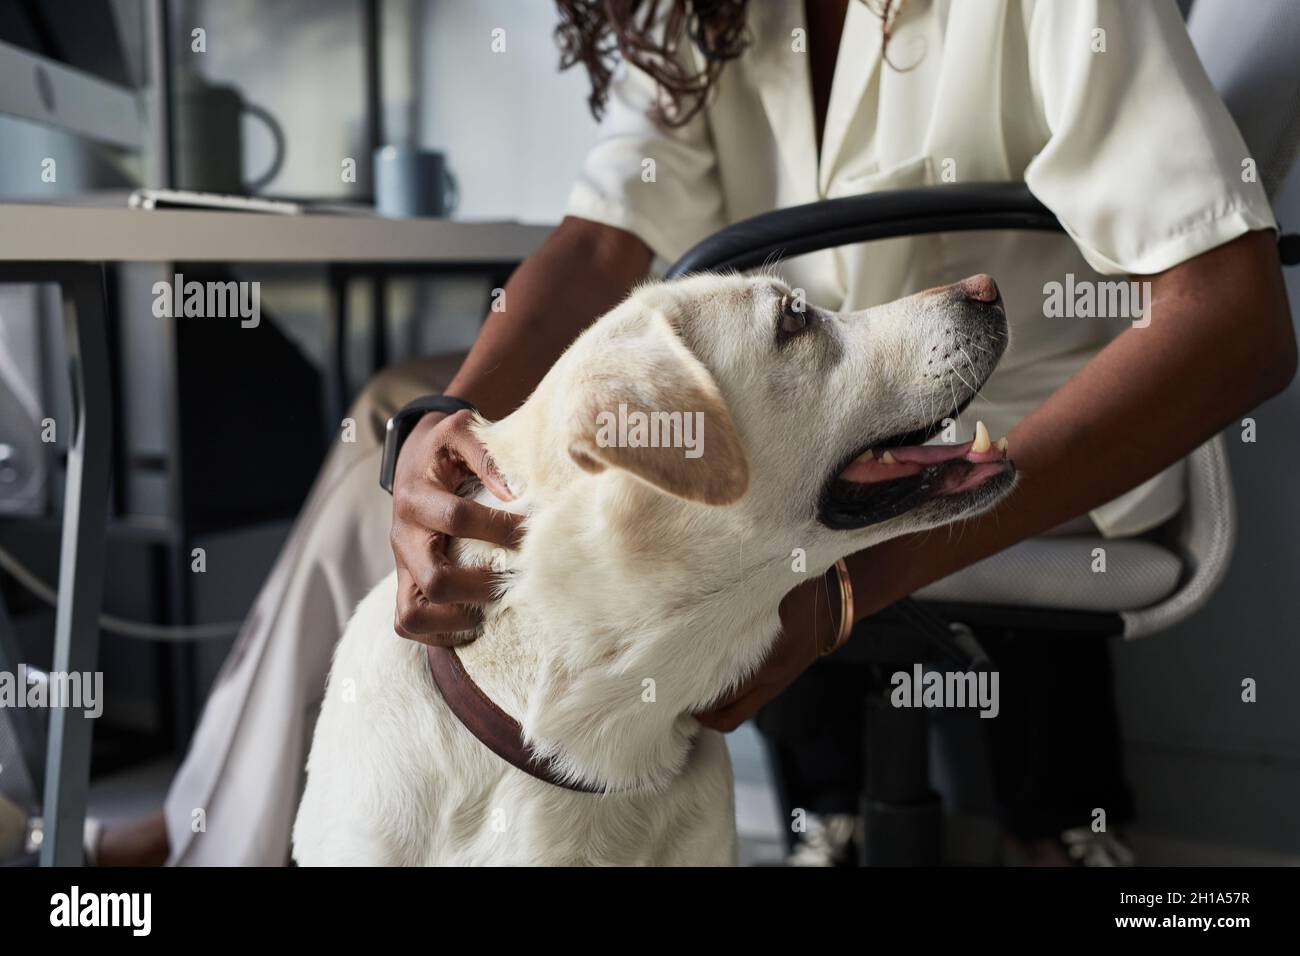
[379,394,480,494]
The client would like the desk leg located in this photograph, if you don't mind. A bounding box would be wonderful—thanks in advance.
[325,267,348,439]
[370,274,388,374]
[40,265,112,867]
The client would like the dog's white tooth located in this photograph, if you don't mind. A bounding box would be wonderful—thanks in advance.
[857,449,875,462]
[996,437,1009,455]
[881,450,897,464]
[972,420,991,453]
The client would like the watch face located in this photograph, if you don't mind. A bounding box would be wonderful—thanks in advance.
[379,412,410,494]
[381,397,477,493]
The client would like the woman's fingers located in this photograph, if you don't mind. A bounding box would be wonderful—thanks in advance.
[441,410,517,503]
[386,408,523,648]
[389,519,503,606]
[694,693,753,733]
[393,567,481,644]
[393,478,523,549]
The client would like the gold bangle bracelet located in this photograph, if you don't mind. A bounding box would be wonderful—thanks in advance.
[820,559,854,656]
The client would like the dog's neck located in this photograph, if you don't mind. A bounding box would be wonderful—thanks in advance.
[452,425,790,792]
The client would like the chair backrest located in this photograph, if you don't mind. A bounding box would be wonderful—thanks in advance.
[665,182,1060,279]
[1187,0,1300,199]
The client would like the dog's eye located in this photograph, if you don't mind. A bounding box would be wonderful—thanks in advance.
[777,294,810,340]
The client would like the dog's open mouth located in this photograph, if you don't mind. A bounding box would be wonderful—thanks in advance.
[820,418,1015,529]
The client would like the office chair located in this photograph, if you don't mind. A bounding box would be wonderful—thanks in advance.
[665,0,1300,865]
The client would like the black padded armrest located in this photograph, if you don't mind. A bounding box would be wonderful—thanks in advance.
[665,182,1063,278]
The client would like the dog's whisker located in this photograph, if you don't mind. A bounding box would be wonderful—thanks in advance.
[948,361,977,396]
[955,346,980,382]
[951,346,1012,416]
[954,347,996,408]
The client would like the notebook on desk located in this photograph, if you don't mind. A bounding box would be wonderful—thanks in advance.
[129,189,378,217]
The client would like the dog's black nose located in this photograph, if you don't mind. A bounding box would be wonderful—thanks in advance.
[957,274,1000,304]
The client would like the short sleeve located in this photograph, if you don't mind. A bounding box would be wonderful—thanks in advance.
[563,36,726,265]
[1022,0,1276,276]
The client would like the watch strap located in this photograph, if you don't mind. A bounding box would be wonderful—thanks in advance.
[380,394,479,494]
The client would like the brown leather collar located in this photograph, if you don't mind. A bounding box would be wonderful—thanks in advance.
[424,644,606,794]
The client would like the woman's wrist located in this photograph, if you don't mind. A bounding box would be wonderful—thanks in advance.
[843,537,920,624]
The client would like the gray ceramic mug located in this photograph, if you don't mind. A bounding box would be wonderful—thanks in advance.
[173,82,285,195]
[373,146,458,218]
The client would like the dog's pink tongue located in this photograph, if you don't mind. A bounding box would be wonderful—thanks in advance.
[884,441,976,464]
[838,436,1008,484]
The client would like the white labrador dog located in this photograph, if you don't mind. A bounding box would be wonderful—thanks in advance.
[293,272,1015,866]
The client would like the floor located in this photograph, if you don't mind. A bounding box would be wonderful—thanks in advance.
[61,722,1300,867]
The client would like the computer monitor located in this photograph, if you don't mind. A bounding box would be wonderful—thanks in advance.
[0,0,143,151]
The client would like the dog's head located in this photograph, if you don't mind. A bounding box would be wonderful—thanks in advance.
[490,272,1015,577]
[467,273,1015,787]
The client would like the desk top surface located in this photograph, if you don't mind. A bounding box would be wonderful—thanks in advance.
[0,203,552,263]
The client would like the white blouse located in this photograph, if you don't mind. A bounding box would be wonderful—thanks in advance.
[565,0,1275,536]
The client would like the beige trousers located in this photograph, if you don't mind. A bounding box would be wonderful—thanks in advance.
[164,354,463,866]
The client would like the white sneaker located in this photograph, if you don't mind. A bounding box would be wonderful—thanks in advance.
[17,812,103,863]
[787,813,858,867]
[1060,827,1137,867]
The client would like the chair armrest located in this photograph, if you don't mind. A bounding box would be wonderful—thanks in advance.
[1121,435,1237,639]
[665,182,1062,278]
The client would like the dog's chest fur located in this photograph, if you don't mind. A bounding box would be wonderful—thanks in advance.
[293,572,738,866]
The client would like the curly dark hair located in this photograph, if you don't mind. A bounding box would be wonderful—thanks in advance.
[554,0,904,128]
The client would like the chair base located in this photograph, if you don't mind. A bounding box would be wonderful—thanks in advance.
[860,671,942,866]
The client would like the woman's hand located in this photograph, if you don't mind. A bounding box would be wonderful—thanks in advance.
[696,573,841,732]
[389,409,524,645]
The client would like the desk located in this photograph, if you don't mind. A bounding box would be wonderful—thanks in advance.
[0,203,549,864]
[0,203,548,262]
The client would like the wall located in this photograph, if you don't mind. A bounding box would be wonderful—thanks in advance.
[413,0,598,223]
[183,0,596,220]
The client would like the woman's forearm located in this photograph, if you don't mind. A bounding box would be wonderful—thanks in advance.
[847,230,1297,618]
[445,216,653,419]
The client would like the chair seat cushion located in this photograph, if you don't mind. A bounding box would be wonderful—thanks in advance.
[914,536,1183,612]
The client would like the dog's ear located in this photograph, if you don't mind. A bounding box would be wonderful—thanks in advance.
[565,311,749,505]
